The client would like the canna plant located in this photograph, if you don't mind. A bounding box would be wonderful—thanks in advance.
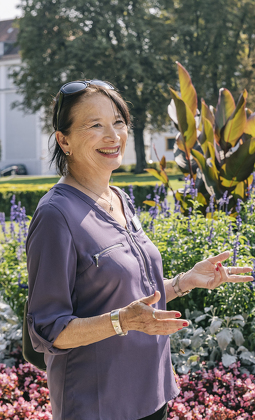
[167,62,255,215]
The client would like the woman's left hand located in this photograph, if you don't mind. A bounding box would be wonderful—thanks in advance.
[183,250,253,290]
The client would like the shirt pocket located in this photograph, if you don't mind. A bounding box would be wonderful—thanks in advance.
[93,243,124,267]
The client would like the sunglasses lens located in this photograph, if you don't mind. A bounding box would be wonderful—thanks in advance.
[61,81,88,95]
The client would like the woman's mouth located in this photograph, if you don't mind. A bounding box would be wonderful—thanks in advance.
[97,146,120,156]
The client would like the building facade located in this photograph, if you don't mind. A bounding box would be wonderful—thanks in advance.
[0,19,54,175]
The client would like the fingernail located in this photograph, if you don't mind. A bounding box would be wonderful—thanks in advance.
[183,322,189,327]
[175,313,181,318]
[216,266,219,271]
[178,328,182,330]
[218,262,222,267]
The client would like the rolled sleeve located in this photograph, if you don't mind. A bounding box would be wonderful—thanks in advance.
[26,202,78,355]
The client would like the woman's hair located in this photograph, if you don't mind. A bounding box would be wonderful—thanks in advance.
[49,83,131,176]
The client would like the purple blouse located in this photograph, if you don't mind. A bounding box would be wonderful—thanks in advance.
[26,184,179,420]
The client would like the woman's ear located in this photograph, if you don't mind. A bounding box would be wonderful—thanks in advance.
[56,131,71,156]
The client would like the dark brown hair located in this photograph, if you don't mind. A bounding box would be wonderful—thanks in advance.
[49,83,131,176]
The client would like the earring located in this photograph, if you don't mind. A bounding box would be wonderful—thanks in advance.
[65,151,70,156]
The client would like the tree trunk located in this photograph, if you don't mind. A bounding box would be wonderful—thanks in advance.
[133,125,147,174]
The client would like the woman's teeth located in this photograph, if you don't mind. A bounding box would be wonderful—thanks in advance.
[97,147,119,155]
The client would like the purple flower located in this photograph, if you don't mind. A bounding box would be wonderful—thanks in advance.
[128,185,135,207]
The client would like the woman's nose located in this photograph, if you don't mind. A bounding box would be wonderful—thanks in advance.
[104,125,120,141]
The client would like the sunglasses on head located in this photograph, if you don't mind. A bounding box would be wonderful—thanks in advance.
[56,79,115,131]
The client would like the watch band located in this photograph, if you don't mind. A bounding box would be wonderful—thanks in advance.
[110,309,128,336]
[172,273,191,297]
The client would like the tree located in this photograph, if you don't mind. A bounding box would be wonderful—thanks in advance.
[165,0,255,106]
[12,0,177,173]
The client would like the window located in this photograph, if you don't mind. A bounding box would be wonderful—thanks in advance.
[166,137,175,151]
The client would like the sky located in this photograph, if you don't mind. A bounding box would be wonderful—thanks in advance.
[0,0,23,21]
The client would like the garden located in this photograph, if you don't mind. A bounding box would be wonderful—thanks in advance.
[1,63,255,419]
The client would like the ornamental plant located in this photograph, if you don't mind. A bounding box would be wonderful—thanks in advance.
[0,195,29,321]
[167,62,255,214]
[170,306,255,376]
[168,362,255,419]
[143,181,255,317]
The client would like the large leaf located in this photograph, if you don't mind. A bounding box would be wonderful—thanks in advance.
[144,168,166,184]
[215,88,236,143]
[170,87,197,157]
[173,140,200,176]
[198,117,214,155]
[168,99,178,125]
[191,149,221,199]
[219,137,255,188]
[222,90,247,148]
[232,181,245,201]
[245,112,255,137]
[199,99,215,130]
[177,61,197,116]
[216,329,232,351]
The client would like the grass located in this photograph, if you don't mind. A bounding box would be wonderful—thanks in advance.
[0,173,184,192]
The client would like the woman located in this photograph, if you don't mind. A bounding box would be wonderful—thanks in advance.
[26,80,253,420]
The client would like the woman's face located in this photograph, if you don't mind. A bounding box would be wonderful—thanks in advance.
[60,93,128,176]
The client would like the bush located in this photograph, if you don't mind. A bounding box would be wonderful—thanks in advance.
[0,363,51,419]
[0,362,254,419]
[0,196,28,321]
[0,182,160,216]
[168,362,255,419]
[144,202,255,317]
[170,306,255,375]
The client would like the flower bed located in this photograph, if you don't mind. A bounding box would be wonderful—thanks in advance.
[168,362,255,420]
[1,362,255,419]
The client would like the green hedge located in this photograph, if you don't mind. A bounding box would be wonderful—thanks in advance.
[0,182,161,216]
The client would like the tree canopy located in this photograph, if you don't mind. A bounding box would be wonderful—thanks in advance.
[13,0,177,173]
[12,0,255,172]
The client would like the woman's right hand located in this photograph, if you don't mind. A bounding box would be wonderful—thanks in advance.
[120,291,189,336]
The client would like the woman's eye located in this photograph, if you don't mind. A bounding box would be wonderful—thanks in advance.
[115,120,125,125]
[92,123,101,128]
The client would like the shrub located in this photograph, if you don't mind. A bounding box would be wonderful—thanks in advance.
[170,306,255,375]
[168,62,255,214]
[0,182,160,216]
[144,199,255,316]
[168,362,255,419]
[0,196,28,321]
[0,363,51,419]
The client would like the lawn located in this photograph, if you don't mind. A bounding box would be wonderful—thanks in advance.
[0,172,184,191]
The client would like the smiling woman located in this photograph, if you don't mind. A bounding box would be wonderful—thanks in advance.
[26,79,253,420]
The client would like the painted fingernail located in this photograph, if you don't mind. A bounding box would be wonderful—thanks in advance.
[183,322,189,327]
[178,328,182,330]
[216,266,219,271]
[175,313,181,318]
[218,262,222,267]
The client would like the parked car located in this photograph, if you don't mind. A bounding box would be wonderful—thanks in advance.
[0,164,27,177]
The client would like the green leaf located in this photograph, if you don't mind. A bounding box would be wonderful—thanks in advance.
[177,61,197,116]
[215,88,236,143]
[169,87,197,157]
[220,137,255,188]
[223,90,247,148]
[144,168,165,183]
[198,117,214,155]
[160,156,166,170]
[232,181,245,201]
[245,112,255,137]
[191,149,221,199]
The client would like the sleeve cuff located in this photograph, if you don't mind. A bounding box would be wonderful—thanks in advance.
[27,313,77,355]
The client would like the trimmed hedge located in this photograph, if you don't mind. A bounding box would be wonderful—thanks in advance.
[0,182,160,216]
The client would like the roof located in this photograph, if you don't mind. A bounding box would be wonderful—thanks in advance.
[0,19,20,59]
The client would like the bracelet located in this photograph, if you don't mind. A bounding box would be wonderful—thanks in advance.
[172,273,191,297]
[110,309,128,336]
